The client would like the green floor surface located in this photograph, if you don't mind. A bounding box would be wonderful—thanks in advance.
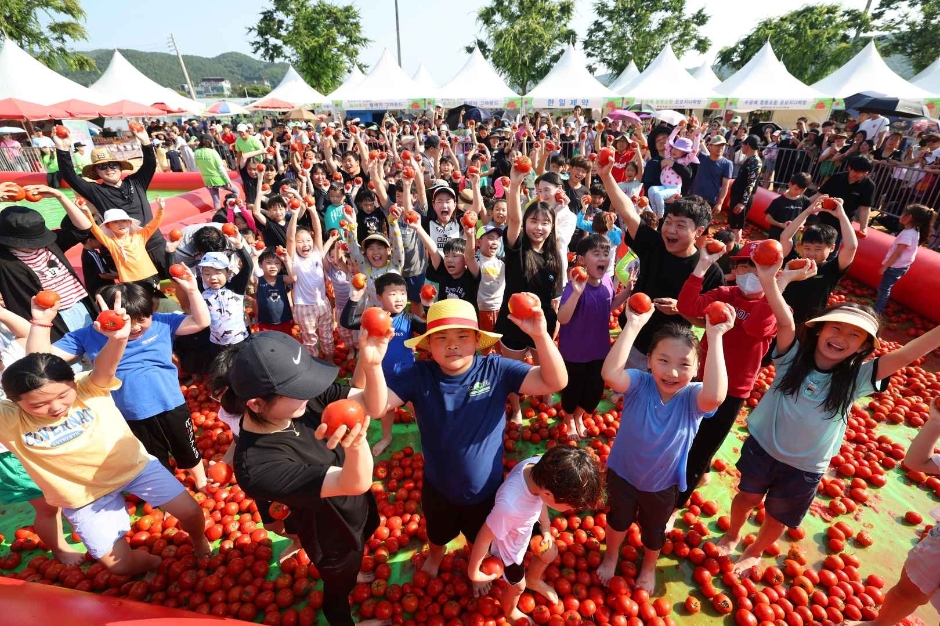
[1,189,187,228]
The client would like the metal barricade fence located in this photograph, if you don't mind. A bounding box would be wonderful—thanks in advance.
[0,146,45,173]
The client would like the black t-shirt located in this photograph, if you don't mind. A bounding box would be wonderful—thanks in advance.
[783,257,848,325]
[262,219,288,248]
[491,149,512,179]
[426,260,480,305]
[356,209,388,244]
[819,173,875,224]
[495,232,560,337]
[233,384,379,567]
[618,224,724,354]
[766,194,810,242]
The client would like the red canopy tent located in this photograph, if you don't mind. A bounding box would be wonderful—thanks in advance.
[98,100,166,117]
[52,99,104,119]
[152,102,187,114]
[0,98,69,121]
[248,97,296,111]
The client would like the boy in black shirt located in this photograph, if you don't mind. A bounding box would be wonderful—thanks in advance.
[765,172,811,243]
[816,154,875,241]
[251,189,290,248]
[410,219,480,307]
[354,188,387,245]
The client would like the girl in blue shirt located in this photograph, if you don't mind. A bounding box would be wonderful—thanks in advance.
[599,298,733,595]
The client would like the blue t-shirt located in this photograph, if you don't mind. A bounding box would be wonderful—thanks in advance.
[690,156,733,205]
[384,312,417,377]
[606,370,714,492]
[256,275,292,324]
[324,204,346,233]
[387,355,531,504]
[54,313,187,421]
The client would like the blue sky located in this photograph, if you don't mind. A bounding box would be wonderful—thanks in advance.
[77,0,872,82]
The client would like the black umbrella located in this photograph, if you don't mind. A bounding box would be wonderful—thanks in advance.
[445,105,493,129]
[843,92,931,119]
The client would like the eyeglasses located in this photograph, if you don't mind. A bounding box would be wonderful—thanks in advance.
[95,162,121,171]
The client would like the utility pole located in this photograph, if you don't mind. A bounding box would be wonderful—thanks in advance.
[168,34,198,100]
[394,0,402,66]
[853,0,875,42]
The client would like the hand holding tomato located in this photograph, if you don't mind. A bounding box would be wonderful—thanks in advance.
[168,262,198,292]
[93,292,131,341]
[777,257,816,284]
[703,302,736,337]
[315,400,370,451]
[624,295,655,329]
[507,293,547,338]
[468,558,502,585]
[358,324,393,368]
[30,291,61,324]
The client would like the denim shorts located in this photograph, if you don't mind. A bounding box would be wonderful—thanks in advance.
[736,436,824,528]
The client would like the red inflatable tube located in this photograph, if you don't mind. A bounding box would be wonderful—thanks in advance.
[746,187,940,323]
[0,577,251,624]
[0,170,241,191]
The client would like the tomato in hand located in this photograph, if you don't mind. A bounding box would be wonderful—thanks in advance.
[221,223,238,236]
[208,461,233,484]
[480,556,504,577]
[351,273,367,290]
[598,147,616,166]
[96,310,125,332]
[570,266,588,281]
[54,125,69,138]
[513,156,533,174]
[169,263,188,278]
[627,293,652,314]
[254,240,266,250]
[705,240,726,254]
[420,284,437,301]
[289,197,301,209]
[467,166,480,176]
[35,290,60,309]
[404,209,420,224]
[821,197,838,211]
[322,399,366,435]
[128,122,144,133]
[401,150,413,161]
[508,293,539,318]
[752,239,783,266]
[402,166,416,180]
[168,228,183,242]
[704,301,733,325]
[361,307,392,336]
[461,211,478,229]
[24,189,42,202]
[787,258,810,270]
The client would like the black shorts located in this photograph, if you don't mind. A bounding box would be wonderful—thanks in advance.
[606,469,676,551]
[736,436,824,528]
[421,479,497,547]
[127,404,200,471]
[727,202,749,229]
[561,359,605,414]
[502,521,542,585]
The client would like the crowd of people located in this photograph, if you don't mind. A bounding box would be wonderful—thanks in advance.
[1,106,940,624]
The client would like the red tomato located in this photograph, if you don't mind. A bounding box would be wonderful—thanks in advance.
[752,239,783,266]
[598,147,616,166]
[128,122,144,133]
[168,228,184,242]
[221,223,238,236]
[35,290,60,309]
[322,399,366,435]
[905,511,923,524]
[361,307,392,336]
[351,273,367,290]
[402,209,420,224]
[508,293,539,318]
[685,596,701,614]
[514,156,533,174]
[636,196,650,208]
[462,211,478,229]
[268,502,290,521]
[627,293,652,314]
[420,284,438,301]
[705,301,733,325]
[712,594,733,614]
[208,462,233,485]
[570,266,588,282]
[467,166,480,176]
[54,125,69,138]
[481,556,504,576]
[787,258,810,270]
[821,197,838,211]
[96,311,125,332]
[169,263,187,278]
[704,240,726,254]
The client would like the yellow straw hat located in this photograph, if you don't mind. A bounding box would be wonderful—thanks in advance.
[405,299,502,351]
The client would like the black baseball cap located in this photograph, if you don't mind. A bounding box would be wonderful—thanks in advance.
[743,135,761,150]
[228,331,338,400]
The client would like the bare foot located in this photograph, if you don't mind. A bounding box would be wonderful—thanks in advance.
[716,534,740,557]
[542,394,554,407]
[357,570,376,584]
[636,562,656,595]
[701,472,712,486]
[565,419,580,441]
[421,550,444,577]
[596,556,618,586]
[193,535,212,558]
[52,547,85,567]
[732,547,764,578]
[509,608,533,625]
[509,410,523,426]
[278,538,303,564]
[527,579,559,604]
[357,620,391,626]
[371,436,392,457]
[575,417,587,438]
[473,580,492,597]
[664,509,680,534]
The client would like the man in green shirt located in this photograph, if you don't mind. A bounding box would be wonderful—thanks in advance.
[234,123,265,201]
[40,148,61,188]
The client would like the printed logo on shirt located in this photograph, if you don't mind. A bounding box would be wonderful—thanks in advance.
[23,408,94,448]
[468,380,492,397]
[141,336,158,345]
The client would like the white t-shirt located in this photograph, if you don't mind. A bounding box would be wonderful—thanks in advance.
[884,227,919,268]
[554,206,578,288]
[477,255,506,312]
[485,456,544,566]
[0,323,26,409]
[859,117,889,144]
[291,251,328,306]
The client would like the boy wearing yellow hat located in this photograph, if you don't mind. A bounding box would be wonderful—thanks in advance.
[380,297,568,588]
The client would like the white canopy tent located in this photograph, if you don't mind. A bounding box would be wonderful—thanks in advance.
[716,42,827,110]
[525,45,621,109]
[411,64,439,94]
[692,62,721,90]
[911,57,940,96]
[90,50,204,114]
[435,48,520,108]
[606,61,639,93]
[326,67,365,102]
[334,49,429,110]
[618,46,723,109]
[0,38,110,106]
[811,41,934,100]
[250,65,327,109]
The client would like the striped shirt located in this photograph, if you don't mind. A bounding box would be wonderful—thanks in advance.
[10,248,87,309]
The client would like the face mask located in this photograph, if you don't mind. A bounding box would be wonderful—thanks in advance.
[736,272,762,295]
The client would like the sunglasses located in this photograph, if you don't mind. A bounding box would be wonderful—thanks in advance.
[95,162,122,171]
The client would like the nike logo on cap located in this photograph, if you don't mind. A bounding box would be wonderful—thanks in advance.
[293,347,302,365]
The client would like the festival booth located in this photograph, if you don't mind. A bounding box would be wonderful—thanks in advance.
[90,50,204,115]
[606,61,640,93]
[434,47,521,109]
[811,41,935,102]
[330,49,430,111]
[692,62,722,90]
[248,65,328,111]
[618,45,725,111]
[524,45,622,112]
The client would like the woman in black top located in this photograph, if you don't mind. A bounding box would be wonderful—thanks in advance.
[219,331,391,626]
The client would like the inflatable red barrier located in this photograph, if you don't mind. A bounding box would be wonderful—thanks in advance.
[0,577,250,624]
[0,170,241,191]
[745,187,940,323]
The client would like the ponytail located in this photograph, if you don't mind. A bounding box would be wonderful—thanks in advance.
[904,204,937,246]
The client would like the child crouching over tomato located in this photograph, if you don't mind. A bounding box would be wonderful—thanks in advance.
[0,294,210,576]
[220,329,392,626]
[378,298,568,591]
[468,446,605,622]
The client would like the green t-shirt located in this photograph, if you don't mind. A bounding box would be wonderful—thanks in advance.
[194,148,230,187]
[41,151,59,174]
[235,135,264,163]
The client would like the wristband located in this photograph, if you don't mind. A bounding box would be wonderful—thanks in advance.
[30,320,53,328]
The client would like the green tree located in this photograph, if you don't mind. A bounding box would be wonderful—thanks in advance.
[583,0,710,74]
[873,0,940,74]
[466,0,576,94]
[0,0,95,71]
[716,4,871,84]
[248,0,369,95]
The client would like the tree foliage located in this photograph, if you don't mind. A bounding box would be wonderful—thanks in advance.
[466,0,577,94]
[583,0,709,74]
[716,4,871,84]
[1,0,95,71]
[248,0,370,95]
[873,0,940,74]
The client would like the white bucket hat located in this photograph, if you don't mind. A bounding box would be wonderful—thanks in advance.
[100,209,140,228]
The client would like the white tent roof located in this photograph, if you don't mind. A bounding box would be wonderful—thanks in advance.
[607,61,639,92]
[525,45,621,108]
[411,64,439,93]
[619,46,721,107]
[692,61,721,90]
[435,48,520,107]
[0,38,111,105]
[251,65,327,108]
[911,57,940,95]
[717,42,826,109]
[90,50,203,113]
[334,49,429,110]
[812,41,935,99]
[327,67,365,101]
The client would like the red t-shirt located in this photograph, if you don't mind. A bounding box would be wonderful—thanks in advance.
[220,131,237,146]
[676,274,778,398]
[611,149,637,183]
